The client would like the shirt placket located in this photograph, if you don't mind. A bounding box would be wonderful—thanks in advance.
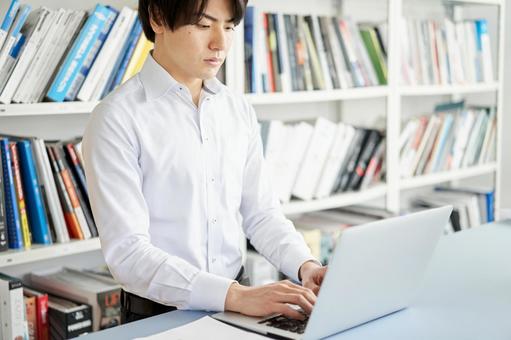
[199,95,221,274]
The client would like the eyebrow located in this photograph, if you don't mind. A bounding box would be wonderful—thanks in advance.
[202,13,235,23]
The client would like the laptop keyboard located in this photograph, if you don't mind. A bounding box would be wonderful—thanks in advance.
[258,315,309,334]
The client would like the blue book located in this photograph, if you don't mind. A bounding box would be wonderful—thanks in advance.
[0,0,20,48]
[244,6,255,93]
[47,4,110,102]
[65,6,118,101]
[0,139,23,249]
[104,16,141,95]
[435,186,495,223]
[17,140,52,245]
[431,114,454,172]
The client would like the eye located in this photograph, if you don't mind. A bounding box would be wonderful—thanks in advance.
[196,23,210,29]
[225,26,235,31]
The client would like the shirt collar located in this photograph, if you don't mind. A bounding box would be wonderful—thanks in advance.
[139,52,224,100]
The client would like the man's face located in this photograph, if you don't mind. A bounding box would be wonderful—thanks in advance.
[151,0,235,83]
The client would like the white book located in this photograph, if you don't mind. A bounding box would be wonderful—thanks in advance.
[435,24,449,85]
[89,9,136,100]
[461,111,484,168]
[263,120,287,189]
[311,16,332,90]
[408,20,422,85]
[315,124,356,199]
[278,123,313,202]
[0,8,53,103]
[399,119,418,155]
[484,122,497,163]
[463,22,478,83]
[451,110,476,169]
[416,20,431,85]
[478,21,494,83]
[0,4,31,73]
[33,138,69,243]
[326,18,350,89]
[30,10,85,103]
[12,8,64,103]
[400,18,415,86]
[444,19,465,84]
[0,274,25,340]
[293,117,337,201]
[415,116,441,176]
[276,13,291,93]
[78,7,135,102]
[477,112,495,164]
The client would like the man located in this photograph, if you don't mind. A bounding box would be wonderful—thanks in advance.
[82,0,327,324]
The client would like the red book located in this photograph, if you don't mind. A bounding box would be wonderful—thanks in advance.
[263,13,275,92]
[9,143,31,248]
[24,287,49,340]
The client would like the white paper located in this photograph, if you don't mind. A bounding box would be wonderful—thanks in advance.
[134,316,268,340]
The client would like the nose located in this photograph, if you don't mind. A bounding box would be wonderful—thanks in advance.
[209,26,227,52]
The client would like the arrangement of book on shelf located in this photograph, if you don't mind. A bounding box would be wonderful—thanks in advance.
[399,101,496,178]
[0,134,96,252]
[244,6,388,94]
[0,0,153,105]
[0,265,120,339]
[412,185,495,233]
[400,17,494,86]
[260,117,386,203]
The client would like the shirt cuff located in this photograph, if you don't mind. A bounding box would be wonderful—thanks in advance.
[280,246,320,282]
[187,271,235,312]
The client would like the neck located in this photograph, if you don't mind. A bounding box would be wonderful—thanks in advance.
[152,49,203,107]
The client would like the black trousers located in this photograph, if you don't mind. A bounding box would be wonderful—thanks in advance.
[121,266,250,324]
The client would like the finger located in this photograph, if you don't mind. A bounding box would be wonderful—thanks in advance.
[276,293,313,315]
[274,303,306,320]
[304,282,320,296]
[315,267,328,285]
[285,284,316,305]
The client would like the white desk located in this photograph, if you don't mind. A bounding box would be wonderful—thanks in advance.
[82,221,511,339]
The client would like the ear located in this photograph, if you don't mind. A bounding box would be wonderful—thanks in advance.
[149,6,165,35]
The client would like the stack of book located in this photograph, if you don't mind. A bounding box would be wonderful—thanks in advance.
[0,135,95,251]
[400,18,494,86]
[412,186,495,232]
[260,118,385,202]
[399,102,496,178]
[0,1,153,104]
[244,7,388,93]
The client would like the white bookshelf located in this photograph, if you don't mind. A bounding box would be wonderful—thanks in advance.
[0,0,505,267]
[0,238,100,268]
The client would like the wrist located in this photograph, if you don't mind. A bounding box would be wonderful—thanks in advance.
[224,282,249,312]
[299,260,321,282]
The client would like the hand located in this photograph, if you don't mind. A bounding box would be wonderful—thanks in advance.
[299,261,327,295]
[224,280,316,320]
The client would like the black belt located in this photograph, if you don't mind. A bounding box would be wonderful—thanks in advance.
[122,266,247,316]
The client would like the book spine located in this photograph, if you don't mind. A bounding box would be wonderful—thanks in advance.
[0,274,25,340]
[17,140,52,244]
[1,139,23,248]
[9,142,31,248]
[36,293,49,340]
[106,17,141,93]
[0,0,21,48]
[65,6,118,101]
[46,4,109,102]
[51,145,91,239]
[0,4,31,72]
[0,143,8,251]
[46,145,84,240]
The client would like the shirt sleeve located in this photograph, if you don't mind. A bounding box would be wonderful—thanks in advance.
[82,103,234,311]
[239,103,319,282]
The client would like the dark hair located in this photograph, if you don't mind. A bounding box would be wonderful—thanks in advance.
[139,0,248,42]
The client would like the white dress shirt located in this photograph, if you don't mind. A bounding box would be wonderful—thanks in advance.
[82,54,316,312]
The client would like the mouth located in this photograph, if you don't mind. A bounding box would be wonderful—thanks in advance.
[204,57,223,66]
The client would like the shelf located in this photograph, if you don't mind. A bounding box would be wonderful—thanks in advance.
[399,82,499,96]
[282,184,387,215]
[0,238,101,268]
[444,0,503,5]
[245,86,389,105]
[0,102,98,117]
[400,163,498,190]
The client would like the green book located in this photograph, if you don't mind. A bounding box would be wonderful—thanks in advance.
[360,27,387,85]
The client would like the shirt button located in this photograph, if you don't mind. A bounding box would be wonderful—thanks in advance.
[211,177,215,182]
[212,258,217,263]
[212,218,217,224]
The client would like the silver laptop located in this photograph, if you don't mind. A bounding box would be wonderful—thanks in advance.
[213,206,453,339]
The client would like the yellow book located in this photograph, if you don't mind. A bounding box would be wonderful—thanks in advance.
[121,34,154,84]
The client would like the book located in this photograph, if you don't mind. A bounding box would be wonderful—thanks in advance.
[0,3,30,73]
[46,4,110,102]
[0,272,25,340]
[47,295,92,339]
[0,144,8,251]
[0,0,21,50]
[17,140,52,244]
[9,142,31,248]
[24,294,37,340]
[23,287,49,340]
[31,267,121,331]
